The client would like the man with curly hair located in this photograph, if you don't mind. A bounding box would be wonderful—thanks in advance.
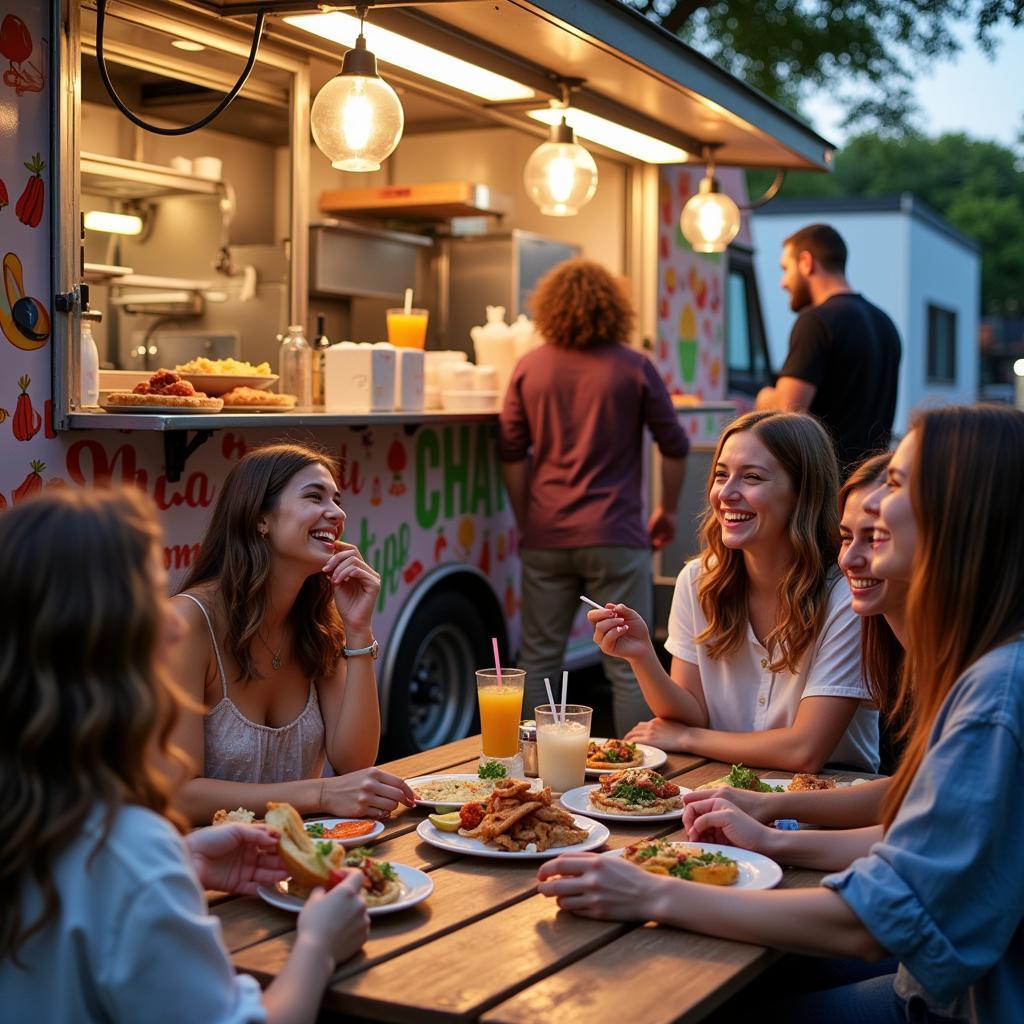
[498,259,689,733]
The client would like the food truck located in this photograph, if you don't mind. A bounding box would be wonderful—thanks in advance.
[0,0,832,751]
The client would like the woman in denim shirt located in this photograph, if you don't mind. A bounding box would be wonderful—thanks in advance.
[538,405,1024,1024]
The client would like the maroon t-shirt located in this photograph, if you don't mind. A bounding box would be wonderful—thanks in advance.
[498,343,689,549]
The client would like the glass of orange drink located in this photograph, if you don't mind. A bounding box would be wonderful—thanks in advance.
[476,668,525,760]
[386,308,429,349]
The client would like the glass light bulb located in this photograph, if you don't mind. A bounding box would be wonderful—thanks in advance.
[679,188,741,253]
[311,71,404,173]
[523,140,598,217]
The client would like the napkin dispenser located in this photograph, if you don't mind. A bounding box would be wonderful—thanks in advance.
[324,341,396,412]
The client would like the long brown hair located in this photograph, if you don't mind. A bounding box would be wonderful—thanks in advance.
[882,406,1024,826]
[531,258,635,350]
[0,488,188,960]
[839,452,905,716]
[697,410,839,672]
[182,443,345,683]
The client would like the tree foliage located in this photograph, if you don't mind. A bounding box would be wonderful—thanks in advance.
[751,132,1024,313]
[624,0,1023,132]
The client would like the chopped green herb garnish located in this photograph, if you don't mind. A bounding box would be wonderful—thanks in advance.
[305,822,325,838]
[478,760,508,779]
[315,840,334,858]
[377,861,398,881]
[726,764,784,793]
[610,783,658,803]
[344,846,373,864]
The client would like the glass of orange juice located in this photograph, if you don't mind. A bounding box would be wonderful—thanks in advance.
[476,668,525,761]
[386,308,429,349]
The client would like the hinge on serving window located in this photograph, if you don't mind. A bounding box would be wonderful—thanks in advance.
[164,430,213,484]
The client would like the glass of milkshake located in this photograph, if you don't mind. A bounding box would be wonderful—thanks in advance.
[535,704,592,793]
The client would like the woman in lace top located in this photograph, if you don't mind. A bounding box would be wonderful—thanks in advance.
[169,443,415,826]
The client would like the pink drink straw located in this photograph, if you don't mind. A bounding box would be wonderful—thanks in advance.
[491,636,502,689]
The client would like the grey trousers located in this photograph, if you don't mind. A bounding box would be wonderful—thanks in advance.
[517,546,654,736]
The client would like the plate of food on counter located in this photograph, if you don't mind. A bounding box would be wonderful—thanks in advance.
[256,802,431,916]
[303,817,385,846]
[415,777,609,859]
[700,764,846,793]
[218,386,297,411]
[608,837,782,890]
[560,767,690,822]
[173,356,278,396]
[100,368,223,413]
[585,737,667,775]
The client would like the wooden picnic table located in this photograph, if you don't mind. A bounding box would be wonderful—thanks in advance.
[211,740,863,1024]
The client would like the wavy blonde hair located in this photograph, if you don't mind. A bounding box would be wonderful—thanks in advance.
[882,406,1024,826]
[0,488,190,960]
[696,410,840,672]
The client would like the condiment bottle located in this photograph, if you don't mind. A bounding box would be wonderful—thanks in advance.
[519,720,538,778]
[79,285,102,407]
[278,323,312,407]
[311,312,331,407]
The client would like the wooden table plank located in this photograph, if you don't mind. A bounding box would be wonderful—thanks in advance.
[480,828,824,1024]
[381,736,488,779]
[323,892,636,1023]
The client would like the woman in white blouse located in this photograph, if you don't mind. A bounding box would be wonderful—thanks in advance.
[590,410,878,773]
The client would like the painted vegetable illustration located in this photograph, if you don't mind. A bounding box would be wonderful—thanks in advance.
[16,154,45,228]
[403,560,423,584]
[0,15,32,64]
[0,16,43,96]
[13,460,45,505]
[12,375,41,440]
[0,406,8,424]
[434,527,447,562]
[0,178,7,211]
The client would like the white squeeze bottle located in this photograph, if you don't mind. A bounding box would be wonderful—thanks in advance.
[80,308,102,407]
[279,323,312,407]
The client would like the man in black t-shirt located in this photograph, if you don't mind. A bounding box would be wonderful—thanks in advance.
[756,223,902,472]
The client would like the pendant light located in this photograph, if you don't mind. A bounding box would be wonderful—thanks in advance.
[679,149,741,253]
[523,101,598,217]
[310,5,404,173]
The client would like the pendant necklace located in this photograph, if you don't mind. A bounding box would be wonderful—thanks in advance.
[258,630,285,670]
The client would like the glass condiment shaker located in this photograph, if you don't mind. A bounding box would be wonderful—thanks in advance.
[519,720,538,778]
[311,312,331,408]
[278,323,312,408]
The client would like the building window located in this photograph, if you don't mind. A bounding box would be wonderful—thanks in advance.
[927,304,957,384]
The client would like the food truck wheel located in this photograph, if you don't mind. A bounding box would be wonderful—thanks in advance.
[386,590,491,753]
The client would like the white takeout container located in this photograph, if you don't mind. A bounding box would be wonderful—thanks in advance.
[394,347,424,411]
[441,389,499,411]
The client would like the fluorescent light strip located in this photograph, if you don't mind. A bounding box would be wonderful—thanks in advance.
[285,12,534,103]
[528,107,688,164]
[83,210,143,235]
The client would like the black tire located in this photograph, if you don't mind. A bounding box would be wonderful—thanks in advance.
[384,589,491,755]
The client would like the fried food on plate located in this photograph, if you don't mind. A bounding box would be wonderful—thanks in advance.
[787,774,838,792]
[219,386,296,407]
[212,807,258,825]
[624,838,739,886]
[457,778,588,852]
[586,738,644,769]
[588,767,683,815]
[175,356,273,375]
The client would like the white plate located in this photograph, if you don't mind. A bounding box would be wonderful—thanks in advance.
[406,773,539,809]
[176,372,278,396]
[585,740,668,776]
[302,817,386,846]
[560,783,690,822]
[98,399,223,415]
[608,841,783,890]
[415,813,610,860]
[256,862,433,916]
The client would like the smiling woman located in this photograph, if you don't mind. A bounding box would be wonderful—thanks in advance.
[587,410,880,774]
[167,442,416,826]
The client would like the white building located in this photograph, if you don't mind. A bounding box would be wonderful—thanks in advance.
[751,195,981,435]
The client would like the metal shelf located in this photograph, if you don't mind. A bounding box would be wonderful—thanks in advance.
[80,152,222,201]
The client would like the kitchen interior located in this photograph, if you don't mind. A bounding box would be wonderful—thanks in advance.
[74,0,661,416]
